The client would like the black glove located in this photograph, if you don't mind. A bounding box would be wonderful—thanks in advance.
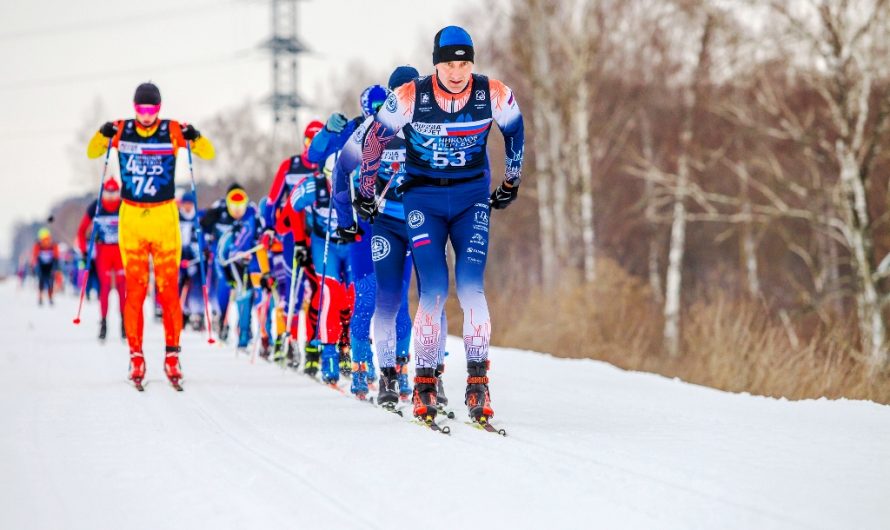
[293,242,310,268]
[352,195,379,222]
[489,181,519,210]
[181,124,201,141]
[99,121,118,138]
[335,223,364,243]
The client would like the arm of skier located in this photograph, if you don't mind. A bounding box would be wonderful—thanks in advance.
[332,118,371,228]
[359,83,415,199]
[288,176,316,211]
[86,120,123,158]
[265,159,291,216]
[307,122,348,165]
[489,79,525,186]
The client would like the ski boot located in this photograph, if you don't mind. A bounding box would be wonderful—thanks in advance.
[436,364,448,407]
[350,362,369,399]
[320,343,340,384]
[412,367,438,419]
[285,338,300,369]
[128,351,146,384]
[338,343,352,376]
[465,361,494,421]
[120,320,126,340]
[377,366,399,407]
[98,318,108,341]
[303,342,320,377]
[271,334,286,363]
[164,346,183,388]
[218,320,229,342]
[259,336,272,360]
[396,356,412,401]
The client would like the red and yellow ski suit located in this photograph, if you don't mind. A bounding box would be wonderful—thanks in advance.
[87,120,214,353]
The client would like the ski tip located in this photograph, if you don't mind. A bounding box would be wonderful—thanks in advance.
[442,426,452,434]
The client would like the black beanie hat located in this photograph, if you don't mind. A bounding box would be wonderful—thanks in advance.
[432,26,474,64]
[134,82,161,105]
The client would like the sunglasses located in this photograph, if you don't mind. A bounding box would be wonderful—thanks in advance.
[134,104,161,115]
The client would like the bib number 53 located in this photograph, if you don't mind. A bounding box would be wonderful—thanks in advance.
[432,150,467,168]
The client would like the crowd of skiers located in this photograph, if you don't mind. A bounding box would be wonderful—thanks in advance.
[28,26,524,426]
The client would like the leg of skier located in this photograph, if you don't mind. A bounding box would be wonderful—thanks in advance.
[95,244,113,340]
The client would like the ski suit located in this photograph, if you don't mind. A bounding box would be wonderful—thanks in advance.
[289,173,353,348]
[76,200,125,320]
[360,74,524,368]
[263,152,317,338]
[32,239,59,299]
[201,199,244,324]
[87,119,215,353]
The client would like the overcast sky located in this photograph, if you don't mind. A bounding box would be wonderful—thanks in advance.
[0,0,487,255]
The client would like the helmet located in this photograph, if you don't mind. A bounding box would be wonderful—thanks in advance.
[102,179,120,193]
[304,120,323,142]
[388,65,419,90]
[226,185,249,220]
[37,228,51,241]
[360,84,388,118]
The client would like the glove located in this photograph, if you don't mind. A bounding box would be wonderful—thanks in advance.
[335,223,364,243]
[489,181,519,210]
[181,124,201,141]
[325,113,348,133]
[352,195,379,222]
[293,242,310,268]
[99,121,118,138]
[259,273,274,292]
[180,259,190,270]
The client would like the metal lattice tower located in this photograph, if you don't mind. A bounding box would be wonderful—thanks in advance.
[263,0,306,139]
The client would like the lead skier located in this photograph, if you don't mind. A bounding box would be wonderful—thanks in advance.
[357,27,524,424]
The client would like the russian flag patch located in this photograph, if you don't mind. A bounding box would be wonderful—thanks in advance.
[412,233,431,248]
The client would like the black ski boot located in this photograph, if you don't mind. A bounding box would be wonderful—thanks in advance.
[218,319,229,342]
[435,363,448,407]
[339,343,352,376]
[377,367,399,407]
[120,319,126,340]
[465,360,494,421]
[98,318,107,341]
[303,342,320,377]
[412,367,438,419]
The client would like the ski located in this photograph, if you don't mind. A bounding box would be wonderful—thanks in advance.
[168,378,184,392]
[378,402,405,417]
[412,415,451,435]
[437,405,456,420]
[465,418,507,437]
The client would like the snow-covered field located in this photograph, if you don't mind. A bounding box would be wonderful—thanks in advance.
[1,280,888,530]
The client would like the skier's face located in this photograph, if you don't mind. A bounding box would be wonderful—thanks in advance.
[180,202,195,217]
[435,61,473,93]
[134,104,160,127]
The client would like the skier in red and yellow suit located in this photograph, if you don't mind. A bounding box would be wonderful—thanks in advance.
[86,82,215,385]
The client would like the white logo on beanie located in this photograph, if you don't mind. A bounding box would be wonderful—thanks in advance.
[455,50,466,56]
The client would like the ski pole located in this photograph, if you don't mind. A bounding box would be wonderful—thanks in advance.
[186,140,215,344]
[314,153,338,346]
[73,139,113,324]
[220,244,264,266]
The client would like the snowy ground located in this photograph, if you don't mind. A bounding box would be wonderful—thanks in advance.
[1,281,889,530]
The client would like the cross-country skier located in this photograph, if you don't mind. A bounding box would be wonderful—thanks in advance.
[262,121,322,365]
[76,178,125,340]
[201,183,248,341]
[358,27,525,423]
[308,87,387,377]
[31,228,59,306]
[288,155,354,384]
[177,190,205,331]
[86,81,215,388]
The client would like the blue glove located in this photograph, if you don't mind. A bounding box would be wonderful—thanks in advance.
[325,113,348,133]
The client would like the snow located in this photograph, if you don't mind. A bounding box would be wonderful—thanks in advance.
[1,280,889,530]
